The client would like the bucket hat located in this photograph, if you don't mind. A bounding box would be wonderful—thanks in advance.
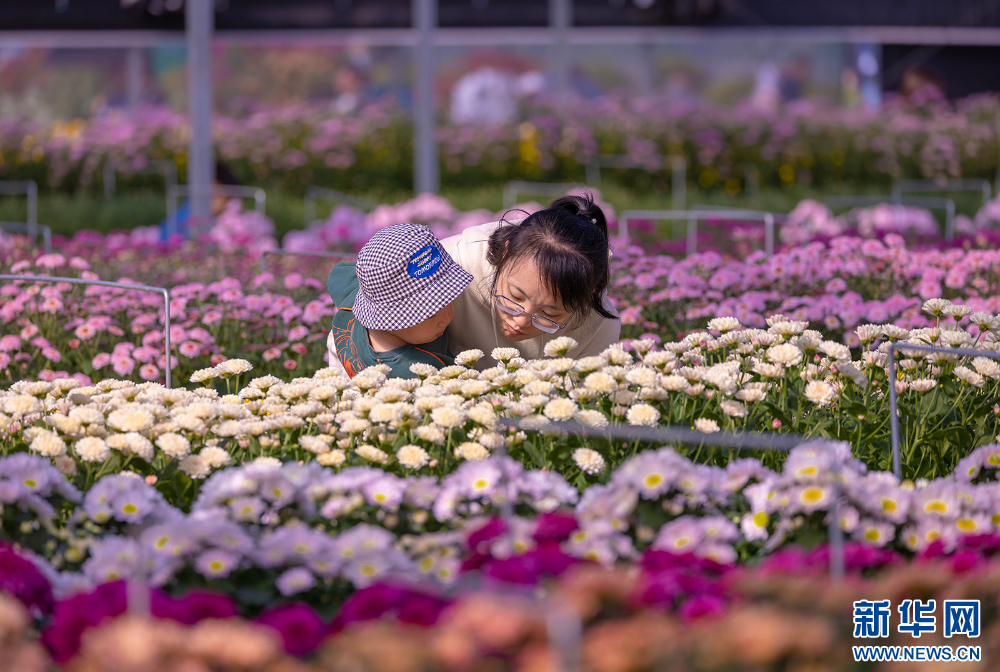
[352,223,472,331]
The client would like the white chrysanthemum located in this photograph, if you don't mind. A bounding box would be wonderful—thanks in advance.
[368,403,400,424]
[459,380,491,398]
[954,366,985,388]
[804,380,837,406]
[68,406,105,424]
[213,420,244,437]
[74,436,109,462]
[155,433,191,459]
[819,341,851,361]
[408,363,438,378]
[940,330,973,347]
[921,298,952,316]
[543,398,578,422]
[603,347,633,366]
[942,303,972,318]
[572,448,606,475]
[973,357,1000,379]
[766,344,803,366]
[720,400,748,417]
[625,403,660,427]
[573,356,606,374]
[190,368,220,383]
[317,449,347,467]
[29,430,67,457]
[694,418,720,434]
[216,359,253,376]
[455,349,485,366]
[768,320,807,336]
[356,444,389,464]
[735,387,766,402]
[455,441,489,461]
[48,414,83,436]
[543,336,579,358]
[3,395,42,416]
[856,324,882,343]
[707,317,741,333]
[251,456,282,468]
[467,406,498,428]
[491,347,520,363]
[625,367,658,387]
[577,409,609,429]
[341,418,371,435]
[397,444,430,470]
[300,434,333,455]
[106,407,155,433]
[431,406,466,429]
[199,446,231,468]
[414,424,446,445]
[909,378,936,392]
[583,372,617,394]
[179,454,212,479]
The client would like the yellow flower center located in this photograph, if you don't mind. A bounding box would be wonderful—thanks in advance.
[925,529,941,542]
[420,557,434,572]
[881,498,897,513]
[752,512,769,527]
[864,528,882,542]
[673,536,692,549]
[992,513,1000,526]
[239,506,253,515]
[571,531,588,544]
[210,561,224,572]
[800,487,825,505]
[924,500,948,515]
[643,473,664,489]
[23,479,37,488]
[795,465,818,478]
[472,478,490,492]
[360,563,377,577]
[374,492,387,503]
[293,544,309,554]
[341,548,354,557]
[121,503,137,515]
[956,518,978,533]
[988,454,1000,466]
[155,536,169,550]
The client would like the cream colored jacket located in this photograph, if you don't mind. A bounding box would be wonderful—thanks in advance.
[441,221,620,368]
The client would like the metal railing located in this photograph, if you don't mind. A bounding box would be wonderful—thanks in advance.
[103,160,178,201]
[823,195,957,240]
[0,222,52,255]
[508,418,845,582]
[0,180,38,242]
[303,186,377,226]
[892,178,991,209]
[260,249,357,275]
[584,154,686,211]
[886,342,1000,480]
[502,181,582,209]
[0,274,174,389]
[167,184,266,238]
[618,209,778,256]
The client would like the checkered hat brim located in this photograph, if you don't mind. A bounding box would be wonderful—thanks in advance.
[352,223,473,332]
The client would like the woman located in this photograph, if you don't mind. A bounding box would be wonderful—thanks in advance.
[442,193,620,367]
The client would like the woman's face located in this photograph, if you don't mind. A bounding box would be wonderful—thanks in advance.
[494,258,572,341]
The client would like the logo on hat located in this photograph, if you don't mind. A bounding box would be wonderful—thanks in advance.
[406,245,443,279]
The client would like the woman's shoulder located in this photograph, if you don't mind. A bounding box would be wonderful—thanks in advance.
[441,220,500,256]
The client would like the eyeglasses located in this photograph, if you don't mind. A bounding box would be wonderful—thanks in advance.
[493,294,568,334]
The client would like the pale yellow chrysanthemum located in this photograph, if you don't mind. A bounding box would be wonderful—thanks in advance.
[190,368,220,383]
[720,400,748,417]
[626,403,660,427]
[414,424,446,445]
[455,442,489,461]
[909,378,937,393]
[216,359,253,376]
[693,418,720,434]
[74,436,110,463]
[804,380,837,406]
[572,448,606,475]
[766,344,803,366]
[317,449,347,467]
[155,433,191,459]
[3,395,42,416]
[543,398,579,422]
[29,430,67,457]
[455,349,486,367]
[199,446,232,468]
[299,434,334,455]
[179,454,212,479]
[491,347,520,363]
[543,337,579,358]
[584,372,617,394]
[707,317,741,333]
[431,406,466,429]
[356,444,389,464]
[397,444,431,470]
[577,409,609,429]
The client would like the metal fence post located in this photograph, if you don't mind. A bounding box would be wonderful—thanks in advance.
[892,178,992,210]
[0,274,174,389]
[186,0,214,224]
[0,180,39,245]
[303,186,377,226]
[413,0,439,194]
[670,156,686,211]
[619,209,781,257]
[823,195,957,241]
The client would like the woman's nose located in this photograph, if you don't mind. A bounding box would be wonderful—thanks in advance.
[512,312,532,327]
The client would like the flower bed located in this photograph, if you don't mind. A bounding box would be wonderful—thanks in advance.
[3,94,1000,195]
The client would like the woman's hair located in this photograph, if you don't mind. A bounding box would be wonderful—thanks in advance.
[487,193,616,322]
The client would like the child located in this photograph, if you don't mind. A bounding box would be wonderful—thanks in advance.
[326,223,472,378]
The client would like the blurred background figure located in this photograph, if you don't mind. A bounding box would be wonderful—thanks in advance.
[899,64,946,104]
